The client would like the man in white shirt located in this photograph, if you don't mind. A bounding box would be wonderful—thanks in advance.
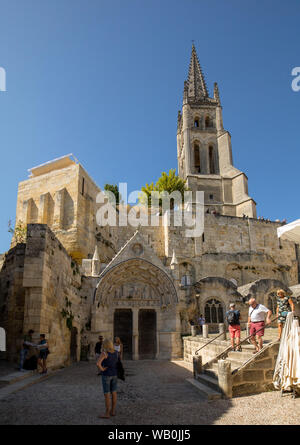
[248,298,272,353]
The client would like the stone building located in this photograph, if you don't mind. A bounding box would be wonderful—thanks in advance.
[0,46,299,367]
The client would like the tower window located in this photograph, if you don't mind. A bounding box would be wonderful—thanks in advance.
[209,146,215,174]
[194,118,199,128]
[209,194,213,200]
[205,116,211,128]
[194,143,201,173]
[81,177,85,195]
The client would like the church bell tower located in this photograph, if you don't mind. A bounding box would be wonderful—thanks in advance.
[177,45,256,218]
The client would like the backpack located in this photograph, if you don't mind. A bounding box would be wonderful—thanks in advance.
[227,310,239,325]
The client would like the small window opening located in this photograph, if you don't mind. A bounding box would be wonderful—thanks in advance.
[194,144,201,173]
[209,146,215,174]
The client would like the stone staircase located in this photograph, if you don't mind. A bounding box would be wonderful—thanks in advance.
[186,329,280,399]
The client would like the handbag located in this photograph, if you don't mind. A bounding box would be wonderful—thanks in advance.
[117,357,125,381]
[280,311,289,317]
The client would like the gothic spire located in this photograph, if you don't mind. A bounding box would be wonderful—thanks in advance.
[186,44,209,101]
[214,82,221,105]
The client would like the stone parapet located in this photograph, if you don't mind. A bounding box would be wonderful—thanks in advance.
[232,342,280,397]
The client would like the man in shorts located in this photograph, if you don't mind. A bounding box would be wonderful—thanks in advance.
[248,298,272,353]
[226,303,242,351]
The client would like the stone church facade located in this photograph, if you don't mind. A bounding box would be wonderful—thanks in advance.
[0,46,299,367]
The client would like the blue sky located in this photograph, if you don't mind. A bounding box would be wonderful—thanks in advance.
[0,0,299,252]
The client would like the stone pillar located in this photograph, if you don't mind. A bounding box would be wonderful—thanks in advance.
[38,193,50,224]
[132,308,139,360]
[23,198,36,224]
[191,325,197,337]
[193,355,202,378]
[219,323,226,340]
[156,330,160,359]
[218,359,232,398]
[202,324,209,338]
[53,188,66,230]
[216,105,224,136]
[92,246,101,276]
[22,200,30,223]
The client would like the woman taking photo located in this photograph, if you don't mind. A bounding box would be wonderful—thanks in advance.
[276,289,294,341]
[97,339,119,419]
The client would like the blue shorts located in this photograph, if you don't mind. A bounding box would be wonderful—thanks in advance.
[39,350,48,360]
[101,375,117,394]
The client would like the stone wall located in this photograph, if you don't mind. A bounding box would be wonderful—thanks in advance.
[23,224,91,368]
[0,244,26,360]
[183,335,229,365]
[14,158,298,291]
[1,224,92,368]
[14,160,102,263]
[232,342,280,397]
[165,214,298,287]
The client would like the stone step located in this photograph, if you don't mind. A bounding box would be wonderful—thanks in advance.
[227,359,247,371]
[204,364,218,379]
[196,373,220,392]
[186,378,222,400]
[227,351,253,361]
[0,370,37,387]
[0,371,57,401]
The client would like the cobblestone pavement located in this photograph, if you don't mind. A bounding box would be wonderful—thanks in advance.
[0,361,299,425]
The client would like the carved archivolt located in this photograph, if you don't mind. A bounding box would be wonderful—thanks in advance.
[95,259,178,308]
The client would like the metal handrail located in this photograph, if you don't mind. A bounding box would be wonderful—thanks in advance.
[194,315,279,358]
[201,315,279,370]
[195,330,226,355]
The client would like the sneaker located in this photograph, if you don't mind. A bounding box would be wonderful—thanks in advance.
[236,346,242,352]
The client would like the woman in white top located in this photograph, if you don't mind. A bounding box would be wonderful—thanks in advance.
[114,337,123,360]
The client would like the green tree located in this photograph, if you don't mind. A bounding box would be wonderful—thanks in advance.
[140,169,187,209]
[8,219,27,244]
[104,184,120,205]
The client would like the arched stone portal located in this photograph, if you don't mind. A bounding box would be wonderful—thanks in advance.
[93,258,180,360]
